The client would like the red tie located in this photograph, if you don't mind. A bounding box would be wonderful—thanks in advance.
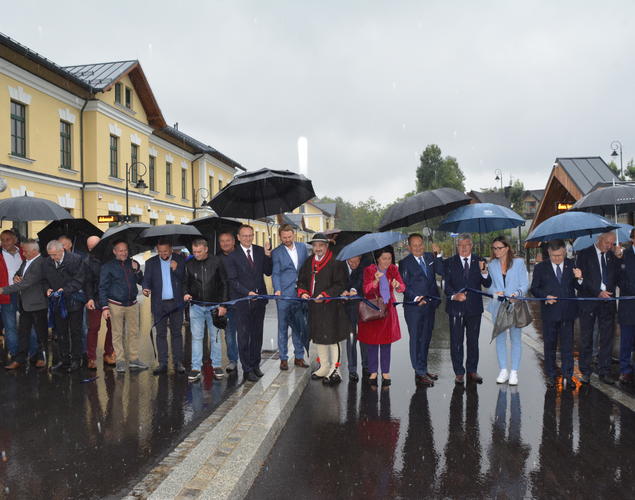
[247,248,254,267]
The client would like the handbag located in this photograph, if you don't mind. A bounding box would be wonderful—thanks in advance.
[513,300,532,328]
[358,297,387,322]
[212,308,228,329]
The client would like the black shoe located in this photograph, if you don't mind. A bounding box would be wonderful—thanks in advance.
[599,374,616,385]
[369,376,378,386]
[50,361,67,372]
[153,365,168,376]
[66,361,80,373]
[579,374,591,384]
[323,372,342,385]
[545,376,556,388]
[381,376,391,387]
[349,372,359,383]
[253,367,264,377]
[416,375,435,387]
[426,372,439,381]
[176,363,186,374]
[245,371,259,382]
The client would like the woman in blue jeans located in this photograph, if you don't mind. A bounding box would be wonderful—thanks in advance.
[487,236,528,386]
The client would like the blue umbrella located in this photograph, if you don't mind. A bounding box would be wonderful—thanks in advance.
[526,212,619,242]
[336,232,406,261]
[573,223,633,251]
[437,203,525,233]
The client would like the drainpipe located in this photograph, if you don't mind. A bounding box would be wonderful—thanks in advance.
[191,153,205,219]
[79,86,91,218]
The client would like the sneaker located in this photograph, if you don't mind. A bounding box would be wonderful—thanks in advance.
[129,359,149,371]
[116,360,127,373]
[188,369,201,382]
[225,361,237,373]
[496,369,509,384]
[509,370,518,386]
[213,367,225,380]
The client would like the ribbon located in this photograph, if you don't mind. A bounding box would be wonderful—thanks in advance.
[460,287,631,302]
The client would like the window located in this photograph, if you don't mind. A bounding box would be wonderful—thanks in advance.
[218,179,223,192]
[166,162,172,195]
[109,135,119,178]
[128,215,140,223]
[130,144,138,182]
[10,101,26,157]
[125,87,133,109]
[114,83,122,104]
[149,156,156,191]
[149,218,157,226]
[209,176,214,197]
[165,219,173,225]
[181,168,187,199]
[60,121,72,169]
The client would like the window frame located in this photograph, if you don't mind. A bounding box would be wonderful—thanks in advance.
[59,120,72,169]
[130,143,139,183]
[166,162,172,195]
[114,83,122,104]
[10,100,26,158]
[181,168,187,199]
[149,155,156,192]
[109,135,119,178]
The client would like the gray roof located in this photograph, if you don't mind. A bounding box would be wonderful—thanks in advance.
[63,61,137,91]
[556,157,619,195]
[285,213,305,228]
[525,189,545,201]
[468,190,511,208]
[313,202,337,216]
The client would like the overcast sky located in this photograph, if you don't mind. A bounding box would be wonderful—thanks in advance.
[6,1,635,203]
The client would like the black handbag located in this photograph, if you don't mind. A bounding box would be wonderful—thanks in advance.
[513,300,532,328]
[357,297,387,322]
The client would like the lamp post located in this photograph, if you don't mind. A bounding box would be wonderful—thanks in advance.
[610,140,623,180]
[125,162,148,221]
[494,169,503,190]
[193,188,210,219]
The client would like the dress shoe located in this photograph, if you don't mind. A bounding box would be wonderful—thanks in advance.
[153,365,168,375]
[66,361,80,373]
[244,371,259,382]
[103,353,116,366]
[4,361,21,370]
[416,375,434,387]
[35,359,47,369]
[467,372,483,384]
[599,374,616,385]
[579,373,591,384]
[455,374,465,384]
[176,363,186,374]
[619,373,633,385]
[294,358,309,368]
[426,372,439,381]
[381,376,391,387]
[87,359,98,370]
[369,376,379,386]
[545,376,556,388]
[253,367,264,377]
[225,361,237,373]
[323,371,342,386]
[349,372,359,383]
[280,360,289,371]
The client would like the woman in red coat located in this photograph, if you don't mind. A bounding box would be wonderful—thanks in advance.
[358,246,405,386]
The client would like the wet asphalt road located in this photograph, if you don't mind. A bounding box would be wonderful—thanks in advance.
[247,303,635,500]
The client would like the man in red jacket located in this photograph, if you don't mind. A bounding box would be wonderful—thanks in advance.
[0,229,24,362]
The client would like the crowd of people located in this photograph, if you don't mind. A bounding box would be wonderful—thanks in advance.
[0,223,633,390]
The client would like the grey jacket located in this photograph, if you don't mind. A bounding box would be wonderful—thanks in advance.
[3,255,48,311]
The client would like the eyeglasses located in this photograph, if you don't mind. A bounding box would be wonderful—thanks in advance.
[491,246,506,250]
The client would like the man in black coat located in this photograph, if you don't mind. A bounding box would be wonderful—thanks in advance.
[575,231,622,385]
[530,239,582,388]
[223,225,272,382]
[44,240,86,372]
[444,233,492,384]
[617,228,635,385]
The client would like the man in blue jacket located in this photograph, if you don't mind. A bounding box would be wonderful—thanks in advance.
[272,224,308,370]
[100,240,147,373]
[399,233,444,387]
[142,238,186,375]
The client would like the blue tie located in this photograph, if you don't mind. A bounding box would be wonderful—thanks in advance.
[419,257,429,278]
[556,264,562,284]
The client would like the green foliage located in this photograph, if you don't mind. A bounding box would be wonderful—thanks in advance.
[416,145,466,192]
[608,160,625,180]
[508,179,525,215]
[626,159,635,181]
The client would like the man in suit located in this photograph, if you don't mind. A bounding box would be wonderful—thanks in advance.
[219,231,239,373]
[272,224,308,370]
[342,254,366,382]
[142,238,186,375]
[1,239,48,370]
[44,240,86,373]
[444,233,492,384]
[576,231,622,385]
[0,229,23,363]
[530,239,583,388]
[223,224,272,382]
[617,228,635,385]
[399,233,444,387]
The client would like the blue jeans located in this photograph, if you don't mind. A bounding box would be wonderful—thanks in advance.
[225,308,238,363]
[276,300,305,361]
[2,296,18,355]
[496,327,522,371]
[190,304,222,371]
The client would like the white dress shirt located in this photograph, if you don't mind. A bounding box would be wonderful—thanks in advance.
[23,255,39,275]
[284,243,298,270]
[241,244,254,260]
[3,248,22,281]
[594,244,607,291]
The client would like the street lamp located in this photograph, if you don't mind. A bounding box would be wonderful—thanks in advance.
[193,187,210,219]
[494,169,503,190]
[610,140,623,179]
[125,161,148,221]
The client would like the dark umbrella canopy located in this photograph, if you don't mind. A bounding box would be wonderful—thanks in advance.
[379,188,471,231]
[186,215,243,255]
[139,224,202,246]
[526,212,618,242]
[324,229,371,255]
[37,218,103,254]
[208,168,315,219]
[571,184,635,217]
[438,203,525,233]
[0,194,72,222]
[93,222,153,261]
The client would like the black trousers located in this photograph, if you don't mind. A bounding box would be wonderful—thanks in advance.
[235,300,266,373]
[15,307,48,364]
[56,309,83,363]
[153,299,184,366]
[449,314,482,375]
[579,302,615,376]
[542,320,574,378]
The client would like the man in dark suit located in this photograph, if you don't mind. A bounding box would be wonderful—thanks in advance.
[530,239,582,388]
[575,231,622,385]
[399,233,444,387]
[617,228,635,385]
[1,239,48,370]
[44,240,86,373]
[142,238,186,375]
[342,254,366,382]
[444,233,492,384]
[223,224,272,382]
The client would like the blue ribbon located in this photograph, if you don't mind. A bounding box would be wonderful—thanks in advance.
[48,291,68,329]
[188,294,380,310]
[460,287,631,302]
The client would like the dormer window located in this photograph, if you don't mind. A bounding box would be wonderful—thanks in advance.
[125,86,133,109]
[114,83,122,104]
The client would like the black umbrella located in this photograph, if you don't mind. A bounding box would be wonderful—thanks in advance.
[324,229,371,254]
[139,224,203,247]
[93,222,153,261]
[0,194,72,222]
[187,215,243,255]
[378,188,471,231]
[571,184,635,220]
[37,218,103,253]
[208,168,316,219]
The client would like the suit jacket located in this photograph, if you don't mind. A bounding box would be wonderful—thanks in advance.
[486,257,529,317]
[142,252,186,314]
[224,245,273,300]
[43,251,86,312]
[618,246,635,324]
[2,255,48,311]
[575,244,619,311]
[530,259,580,323]
[271,243,308,296]
[398,252,444,312]
[345,263,364,325]
[444,254,492,316]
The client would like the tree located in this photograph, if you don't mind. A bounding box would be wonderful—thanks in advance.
[608,160,621,179]
[508,179,525,215]
[625,159,635,181]
[416,144,466,193]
